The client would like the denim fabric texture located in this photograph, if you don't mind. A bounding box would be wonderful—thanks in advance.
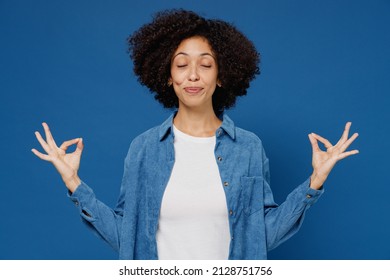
[69,112,324,259]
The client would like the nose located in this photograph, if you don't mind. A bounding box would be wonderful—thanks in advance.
[188,65,200,81]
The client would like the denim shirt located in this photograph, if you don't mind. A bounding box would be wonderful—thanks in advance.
[69,112,324,259]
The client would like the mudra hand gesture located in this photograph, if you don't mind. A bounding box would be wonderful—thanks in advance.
[308,122,359,190]
[32,121,358,193]
[31,122,83,193]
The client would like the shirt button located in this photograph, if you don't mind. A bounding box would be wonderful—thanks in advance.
[217,156,223,161]
[75,201,79,206]
[218,130,222,136]
[229,209,233,216]
[306,194,312,199]
[223,182,229,187]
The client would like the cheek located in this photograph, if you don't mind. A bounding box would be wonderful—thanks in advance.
[170,70,186,85]
[200,67,218,84]
[204,72,219,86]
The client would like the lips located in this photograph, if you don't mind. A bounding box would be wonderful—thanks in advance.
[184,87,203,95]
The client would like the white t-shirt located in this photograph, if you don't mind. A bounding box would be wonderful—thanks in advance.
[156,125,231,259]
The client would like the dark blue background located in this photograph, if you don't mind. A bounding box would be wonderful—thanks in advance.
[1,0,389,259]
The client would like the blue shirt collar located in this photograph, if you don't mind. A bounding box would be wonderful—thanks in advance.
[158,111,236,141]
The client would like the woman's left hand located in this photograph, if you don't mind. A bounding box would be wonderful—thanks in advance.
[308,122,359,190]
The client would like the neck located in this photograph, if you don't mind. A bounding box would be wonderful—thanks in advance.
[173,107,222,137]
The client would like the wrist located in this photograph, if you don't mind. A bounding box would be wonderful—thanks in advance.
[310,172,325,190]
[63,175,81,193]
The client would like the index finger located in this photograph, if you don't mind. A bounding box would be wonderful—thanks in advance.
[336,122,352,146]
[42,122,58,148]
[311,133,333,149]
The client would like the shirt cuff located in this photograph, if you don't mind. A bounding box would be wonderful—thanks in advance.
[67,181,96,221]
[301,177,324,206]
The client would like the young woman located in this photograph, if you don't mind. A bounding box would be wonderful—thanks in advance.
[32,9,359,260]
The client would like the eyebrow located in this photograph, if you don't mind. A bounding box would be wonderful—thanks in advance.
[172,52,216,60]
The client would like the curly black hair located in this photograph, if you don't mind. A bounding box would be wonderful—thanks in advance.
[128,9,260,114]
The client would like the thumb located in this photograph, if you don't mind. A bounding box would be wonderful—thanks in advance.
[75,138,84,155]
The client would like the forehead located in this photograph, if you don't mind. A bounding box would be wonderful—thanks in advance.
[173,36,215,57]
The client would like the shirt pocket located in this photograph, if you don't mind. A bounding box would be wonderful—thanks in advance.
[240,176,264,216]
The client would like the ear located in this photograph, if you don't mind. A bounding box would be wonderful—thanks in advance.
[167,78,173,86]
[217,80,222,87]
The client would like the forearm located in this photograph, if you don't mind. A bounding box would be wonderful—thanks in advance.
[265,177,324,250]
[69,181,123,251]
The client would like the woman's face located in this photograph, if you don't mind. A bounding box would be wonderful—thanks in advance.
[170,36,219,111]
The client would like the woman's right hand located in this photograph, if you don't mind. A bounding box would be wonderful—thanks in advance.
[32,122,83,193]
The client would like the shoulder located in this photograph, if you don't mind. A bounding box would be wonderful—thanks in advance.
[232,122,270,178]
[130,112,174,146]
[124,125,162,162]
[222,114,268,160]
[221,113,263,147]
[236,126,262,142]
[132,126,161,146]
[234,125,264,150]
